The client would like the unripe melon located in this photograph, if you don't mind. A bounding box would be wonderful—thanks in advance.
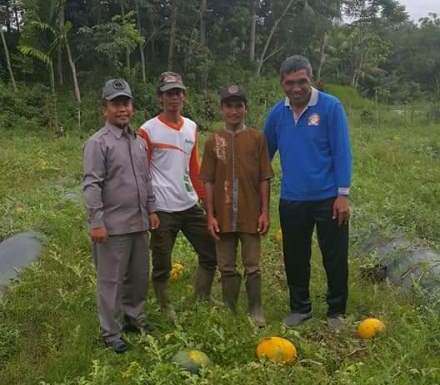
[172,350,210,374]
[357,318,385,339]
[256,337,297,363]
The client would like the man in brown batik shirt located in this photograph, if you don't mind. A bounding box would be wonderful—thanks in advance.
[200,85,273,327]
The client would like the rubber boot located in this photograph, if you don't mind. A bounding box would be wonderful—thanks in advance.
[246,273,266,327]
[221,274,242,313]
[194,266,216,302]
[153,280,176,322]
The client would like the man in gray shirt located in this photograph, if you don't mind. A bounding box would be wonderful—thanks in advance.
[83,79,159,353]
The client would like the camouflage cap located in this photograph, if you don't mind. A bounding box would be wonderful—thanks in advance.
[158,71,186,92]
[219,85,247,103]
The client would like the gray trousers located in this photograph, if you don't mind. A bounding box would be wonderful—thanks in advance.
[92,232,149,342]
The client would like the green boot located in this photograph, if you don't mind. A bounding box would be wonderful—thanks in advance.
[246,274,266,327]
[153,280,176,322]
[221,274,242,313]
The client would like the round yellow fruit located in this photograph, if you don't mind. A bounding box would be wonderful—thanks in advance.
[256,337,297,363]
[172,350,210,374]
[275,229,283,244]
[170,262,184,281]
[357,318,385,339]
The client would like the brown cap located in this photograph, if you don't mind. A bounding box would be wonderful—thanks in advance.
[158,71,186,92]
[219,85,247,103]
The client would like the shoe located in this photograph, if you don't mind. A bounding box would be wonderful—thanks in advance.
[105,337,128,354]
[327,315,345,331]
[283,311,312,327]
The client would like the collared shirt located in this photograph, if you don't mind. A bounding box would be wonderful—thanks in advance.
[264,88,352,201]
[83,122,157,235]
[200,127,273,233]
[285,86,319,123]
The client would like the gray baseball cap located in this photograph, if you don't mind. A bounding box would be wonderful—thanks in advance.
[102,79,133,100]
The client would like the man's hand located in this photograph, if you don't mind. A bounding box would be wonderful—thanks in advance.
[332,196,350,226]
[257,212,270,235]
[149,213,160,230]
[207,215,220,240]
[90,226,108,243]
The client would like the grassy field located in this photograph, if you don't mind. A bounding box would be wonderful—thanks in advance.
[0,101,440,384]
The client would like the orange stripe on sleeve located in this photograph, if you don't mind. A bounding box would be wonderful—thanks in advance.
[189,131,206,200]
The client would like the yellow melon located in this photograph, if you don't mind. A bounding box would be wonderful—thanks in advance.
[357,318,385,339]
[256,337,297,363]
[275,229,283,244]
[170,262,184,281]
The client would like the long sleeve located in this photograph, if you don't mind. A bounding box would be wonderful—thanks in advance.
[264,109,278,160]
[328,102,352,193]
[82,139,106,228]
[189,131,206,200]
[145,155,157,213]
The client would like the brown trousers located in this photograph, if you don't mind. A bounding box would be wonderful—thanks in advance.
[216,232,261,278]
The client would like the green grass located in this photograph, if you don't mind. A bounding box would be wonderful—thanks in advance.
[0,106,439,384]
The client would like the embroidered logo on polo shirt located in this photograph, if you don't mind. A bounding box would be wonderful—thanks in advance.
[308,113,320,126]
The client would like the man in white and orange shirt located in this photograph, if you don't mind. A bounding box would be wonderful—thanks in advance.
[138,72,217,320]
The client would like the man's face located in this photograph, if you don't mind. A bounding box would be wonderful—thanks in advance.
[221,98,247,126]
[103,96,134,127]
[281,69,312,106]
[160,88,186,113]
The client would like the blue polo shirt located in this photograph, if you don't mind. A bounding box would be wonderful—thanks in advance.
[264,88,352,202]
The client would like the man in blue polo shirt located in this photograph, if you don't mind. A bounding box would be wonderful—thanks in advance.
[264,55,352,330]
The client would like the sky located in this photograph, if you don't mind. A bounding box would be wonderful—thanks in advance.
[398,0,440,22]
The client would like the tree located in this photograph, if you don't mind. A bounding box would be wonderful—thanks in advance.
[255,0,296,77]
[135,0,147,83]
[19,42,59,133]
[249,0,257,62]
[168,0,177,70]
[0,26,17,91]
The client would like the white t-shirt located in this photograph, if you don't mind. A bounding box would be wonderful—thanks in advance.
[139,115,204,212]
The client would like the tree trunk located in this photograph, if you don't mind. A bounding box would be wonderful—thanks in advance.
[57,2,65,85]
[13,0,21,32]
[249,0,257,62]
[316,31,328,82]
[168,0,177,71]
[49,61,60,134]
[65,39,81,105]
[120,2,130,70]
[256,0,295,77]
[135,0,147,83]
[200,0,207,46]
[0,28,18,92]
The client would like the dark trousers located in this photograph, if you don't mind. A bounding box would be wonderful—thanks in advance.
[151,204,217,281]
[279,198,349,317]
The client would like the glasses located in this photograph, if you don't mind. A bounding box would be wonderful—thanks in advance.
[282,79,310,87]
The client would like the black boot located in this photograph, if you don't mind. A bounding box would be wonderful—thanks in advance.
[221,274,242,312]
[246,274,266,327]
